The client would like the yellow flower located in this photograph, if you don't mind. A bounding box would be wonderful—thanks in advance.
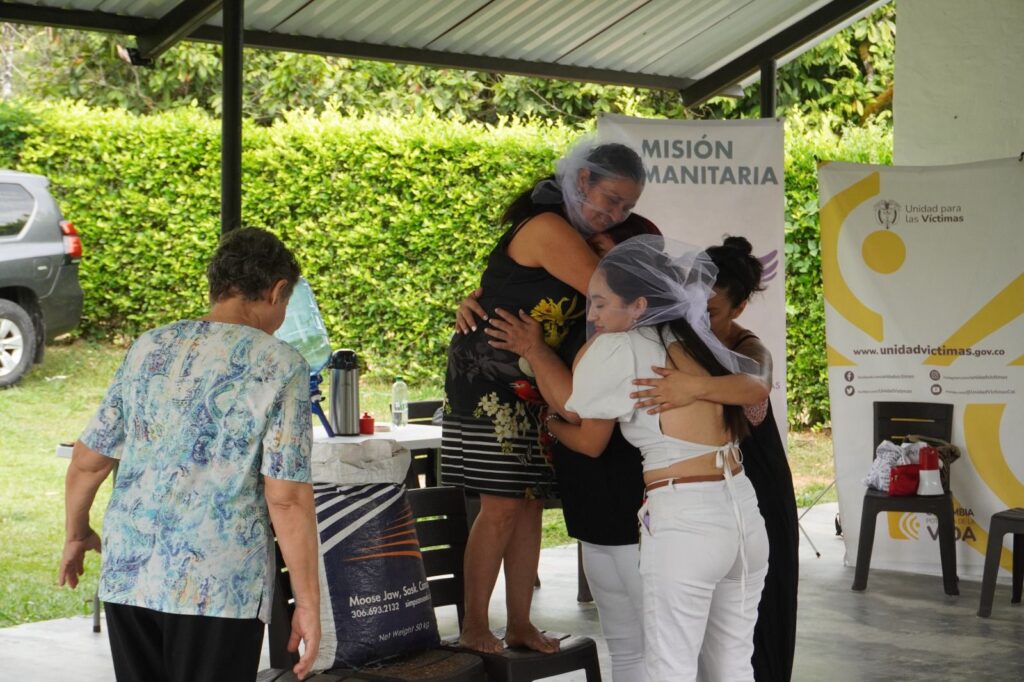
[530,296,584,348]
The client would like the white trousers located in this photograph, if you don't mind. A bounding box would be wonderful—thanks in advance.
[638,472,769,682]
[580,541,645,682]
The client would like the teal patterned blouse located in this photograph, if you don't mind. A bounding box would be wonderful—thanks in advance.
[80,320,312,621]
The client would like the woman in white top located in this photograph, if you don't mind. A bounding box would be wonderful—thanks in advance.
[547,236,770,682]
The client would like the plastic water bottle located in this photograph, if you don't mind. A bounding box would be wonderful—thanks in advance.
[391,376,409,427]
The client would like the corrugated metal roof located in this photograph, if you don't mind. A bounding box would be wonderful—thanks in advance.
[0,0,888,105]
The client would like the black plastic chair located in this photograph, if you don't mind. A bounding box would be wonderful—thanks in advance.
[404,399,443,489]
[408,486,470,626]
[852,401,959,596]
[977,507,1024,617]
[408,400,443,424]
[257,670,348,681]
[262,487,602,681]
[261,486,485,681]
[462,635,601,682]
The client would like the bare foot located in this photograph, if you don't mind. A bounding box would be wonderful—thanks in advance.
[505,624,560,653]
[459,626,505,654]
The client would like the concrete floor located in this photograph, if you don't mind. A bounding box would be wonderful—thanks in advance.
[2,502,1022,681]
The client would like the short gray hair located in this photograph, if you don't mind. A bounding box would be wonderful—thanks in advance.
[206,228,300,303]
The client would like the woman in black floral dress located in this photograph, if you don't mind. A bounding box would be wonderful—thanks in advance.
[441,140,645,654]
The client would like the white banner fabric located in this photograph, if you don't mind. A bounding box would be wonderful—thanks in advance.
[819,158,1024,578]
[597,114,788,440]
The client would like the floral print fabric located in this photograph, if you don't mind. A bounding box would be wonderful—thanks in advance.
[442,222,586,499]
[79,320,312,621]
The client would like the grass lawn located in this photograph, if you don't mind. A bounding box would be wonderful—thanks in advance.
[0,340,836,626]
[0,340,120,627]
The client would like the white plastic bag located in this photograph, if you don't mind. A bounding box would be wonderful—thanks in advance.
[863,440,912,492]
[311,439,411,485]
[902,441,925,464]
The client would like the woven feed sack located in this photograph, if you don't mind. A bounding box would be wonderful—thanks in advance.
[312,482,439,669]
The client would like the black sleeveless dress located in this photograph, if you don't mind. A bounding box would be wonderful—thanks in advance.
[441,217,586,500]
[552,321,645,545]
[734,334,799,682]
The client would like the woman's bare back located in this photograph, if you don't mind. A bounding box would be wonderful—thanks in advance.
[657,341,732,447]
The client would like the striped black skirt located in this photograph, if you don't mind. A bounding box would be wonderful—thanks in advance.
[440,414,558,500]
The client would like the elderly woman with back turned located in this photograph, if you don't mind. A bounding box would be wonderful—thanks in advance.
[59,228,321,682]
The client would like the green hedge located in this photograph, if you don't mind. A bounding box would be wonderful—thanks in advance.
[783,112,892,426]
[0,101,573,381]
[0,101,891,427]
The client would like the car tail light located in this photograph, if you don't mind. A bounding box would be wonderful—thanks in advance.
[60,220,83,260]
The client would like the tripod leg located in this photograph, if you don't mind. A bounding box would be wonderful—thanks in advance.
[93,590,101,633]
[798,479,837,522]
[799,522,821,558]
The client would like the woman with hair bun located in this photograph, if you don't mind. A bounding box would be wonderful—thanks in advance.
[632,235,798,682]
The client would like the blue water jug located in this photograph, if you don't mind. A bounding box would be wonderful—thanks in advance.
[274,277,332,374]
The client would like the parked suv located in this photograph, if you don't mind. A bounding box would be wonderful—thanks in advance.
[0,170,83,387]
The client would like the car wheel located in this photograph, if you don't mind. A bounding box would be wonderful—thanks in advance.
[0,299,38,388]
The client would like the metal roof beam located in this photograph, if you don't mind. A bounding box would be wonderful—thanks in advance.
[680,0,884,108]
[133,0,224,64]
[0,1,692,91]
[187,26,693,92]
[0,2,147,34]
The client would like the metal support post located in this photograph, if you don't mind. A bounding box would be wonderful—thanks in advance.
[760,59,776,119]
[221,0,243,234]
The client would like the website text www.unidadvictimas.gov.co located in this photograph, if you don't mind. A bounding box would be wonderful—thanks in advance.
[850,344,1007,358]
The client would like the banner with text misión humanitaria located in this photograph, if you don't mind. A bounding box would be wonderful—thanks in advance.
[819,157,1024,578]
[597,114,787,442]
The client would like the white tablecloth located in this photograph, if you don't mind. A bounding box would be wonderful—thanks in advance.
[311,424,441,485]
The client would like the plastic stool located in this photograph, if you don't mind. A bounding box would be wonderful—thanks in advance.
[977,508,1024,617]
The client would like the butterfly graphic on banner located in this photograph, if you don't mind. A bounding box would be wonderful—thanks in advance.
[758,250,779,283]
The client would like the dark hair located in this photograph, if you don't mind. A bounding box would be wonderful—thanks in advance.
[705,236,764,307]
[500,143,645,228]
[599,252,748,440]
[603,213,663,246]
[586,142,646,185]
[500,175,563,228]
[207,227,301,303]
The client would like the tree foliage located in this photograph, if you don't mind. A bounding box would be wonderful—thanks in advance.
[2,5,894,129]
[0,100,572,380]
[783,111,893,426]
[702,4,896,126]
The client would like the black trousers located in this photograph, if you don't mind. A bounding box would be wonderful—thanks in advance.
[105,602,265,682]
[742,403,800,682]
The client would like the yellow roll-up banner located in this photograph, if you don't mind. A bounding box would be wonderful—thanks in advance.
[819,158,1024,578]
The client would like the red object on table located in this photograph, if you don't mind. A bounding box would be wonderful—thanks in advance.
[359,412,375,435]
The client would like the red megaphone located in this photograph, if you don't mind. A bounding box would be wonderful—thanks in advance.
[917,446,944,495]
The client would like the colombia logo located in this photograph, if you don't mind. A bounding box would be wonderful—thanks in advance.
[888,512,920,540]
